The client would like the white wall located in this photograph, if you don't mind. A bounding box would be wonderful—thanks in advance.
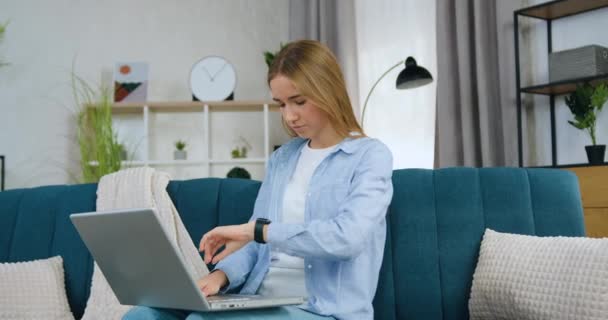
[520,3,608,166]
[0,0,290,189]
[355,0,437,169]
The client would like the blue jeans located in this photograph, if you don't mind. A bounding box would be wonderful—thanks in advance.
[122,306,335,320]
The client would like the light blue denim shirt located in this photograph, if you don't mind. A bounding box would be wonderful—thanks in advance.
[215,135,394,320]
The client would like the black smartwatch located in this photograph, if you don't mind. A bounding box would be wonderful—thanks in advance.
[254,218,271,244]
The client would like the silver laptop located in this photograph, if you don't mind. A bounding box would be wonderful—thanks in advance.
[70,208,306,312]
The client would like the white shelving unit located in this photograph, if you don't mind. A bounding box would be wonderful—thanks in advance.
[87,100,280,178]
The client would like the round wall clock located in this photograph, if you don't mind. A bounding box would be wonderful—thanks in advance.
[190,56,236,101]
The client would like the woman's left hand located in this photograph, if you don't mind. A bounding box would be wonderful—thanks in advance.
[199,221,255,264]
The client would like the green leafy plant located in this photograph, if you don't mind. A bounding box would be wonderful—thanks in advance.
[231,148,240,158]
[72,72,123,183]
[226,167,251,179]
[231,147,248,158]
[175,140,187,151]
[263,42,287,68]
[0,21,8,68]
[565,82,608,145]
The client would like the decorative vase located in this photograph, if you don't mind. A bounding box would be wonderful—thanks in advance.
[585,145,605,165]
[174,150,187,160]
[120,150,127,161]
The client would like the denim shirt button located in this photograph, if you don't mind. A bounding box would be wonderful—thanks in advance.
[307,264,312,269]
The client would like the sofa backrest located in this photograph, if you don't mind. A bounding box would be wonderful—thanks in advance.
[0,183,97,319]
[0,168,585,319]
[0,178,259,319]
[373,168,585,320]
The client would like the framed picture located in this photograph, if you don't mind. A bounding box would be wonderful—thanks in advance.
[114,62,149,102]
[1,155,4,191]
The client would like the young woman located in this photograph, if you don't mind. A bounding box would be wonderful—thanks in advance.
[124,40,393,320]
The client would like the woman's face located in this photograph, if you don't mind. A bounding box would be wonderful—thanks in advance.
[270,75,333,143]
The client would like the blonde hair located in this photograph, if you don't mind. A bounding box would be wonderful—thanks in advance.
[267,40,365,139]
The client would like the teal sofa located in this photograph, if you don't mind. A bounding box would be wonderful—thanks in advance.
[0,168,585,319]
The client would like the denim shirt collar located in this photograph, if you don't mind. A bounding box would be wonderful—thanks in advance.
[294,131,363,156]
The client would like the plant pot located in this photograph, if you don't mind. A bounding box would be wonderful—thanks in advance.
[174,150,187,160]
[585,145,606,165]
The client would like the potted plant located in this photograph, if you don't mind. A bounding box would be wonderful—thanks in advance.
[565,82,608,164]
[230,135,252,159]
[174,140,187,160]
[70,69,124,183]
[226,167,251,179]
[231,146,249,159]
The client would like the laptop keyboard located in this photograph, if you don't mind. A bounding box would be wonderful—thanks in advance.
[207,295,254,302]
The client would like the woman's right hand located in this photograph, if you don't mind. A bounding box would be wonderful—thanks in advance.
[199,222,255,264]
[197,270,228,297]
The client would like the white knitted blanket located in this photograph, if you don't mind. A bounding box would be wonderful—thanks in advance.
[81,167,208,320]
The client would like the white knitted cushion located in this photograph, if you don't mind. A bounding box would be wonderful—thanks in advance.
[469,229,608,320]
[0,256,74,320]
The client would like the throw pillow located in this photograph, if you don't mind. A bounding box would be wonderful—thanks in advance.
[469,229,608,320]
[0,256,74,320]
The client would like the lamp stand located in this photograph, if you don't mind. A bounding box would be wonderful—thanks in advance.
[360,60,404,127]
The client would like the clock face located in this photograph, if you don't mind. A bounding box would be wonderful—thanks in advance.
[190,56,237,101]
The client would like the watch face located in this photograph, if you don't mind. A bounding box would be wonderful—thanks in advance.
[190,56,237,101]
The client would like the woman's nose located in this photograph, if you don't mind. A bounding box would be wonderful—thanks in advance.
[282,105,298,122]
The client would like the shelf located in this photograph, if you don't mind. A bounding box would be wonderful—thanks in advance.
[87,160,204,166]
[120,160,145,166]
[514,0,608,168]
[88,158,266,167]
[147,160,208,166]
[520,73,608,95]
[85,99,277,179]
[85,100,280,114]
[86,160,141,167]
[516,0,608,20]
[209,158,266,164]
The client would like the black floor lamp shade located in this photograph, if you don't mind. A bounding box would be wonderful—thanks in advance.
[361,56,434,126]
[396,57,433,89]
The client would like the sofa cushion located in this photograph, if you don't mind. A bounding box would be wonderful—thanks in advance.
[469,229,608,320]
[375,168,585,320]
[0,256,74,320]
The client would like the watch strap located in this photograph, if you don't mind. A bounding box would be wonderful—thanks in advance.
[254,218,270,243]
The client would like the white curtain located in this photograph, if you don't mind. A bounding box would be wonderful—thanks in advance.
[355,0,437,169]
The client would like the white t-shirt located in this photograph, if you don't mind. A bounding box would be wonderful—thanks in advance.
[257,140,337,297]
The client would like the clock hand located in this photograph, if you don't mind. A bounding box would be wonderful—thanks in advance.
[202,66,213,80]
[210,63,228,81]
